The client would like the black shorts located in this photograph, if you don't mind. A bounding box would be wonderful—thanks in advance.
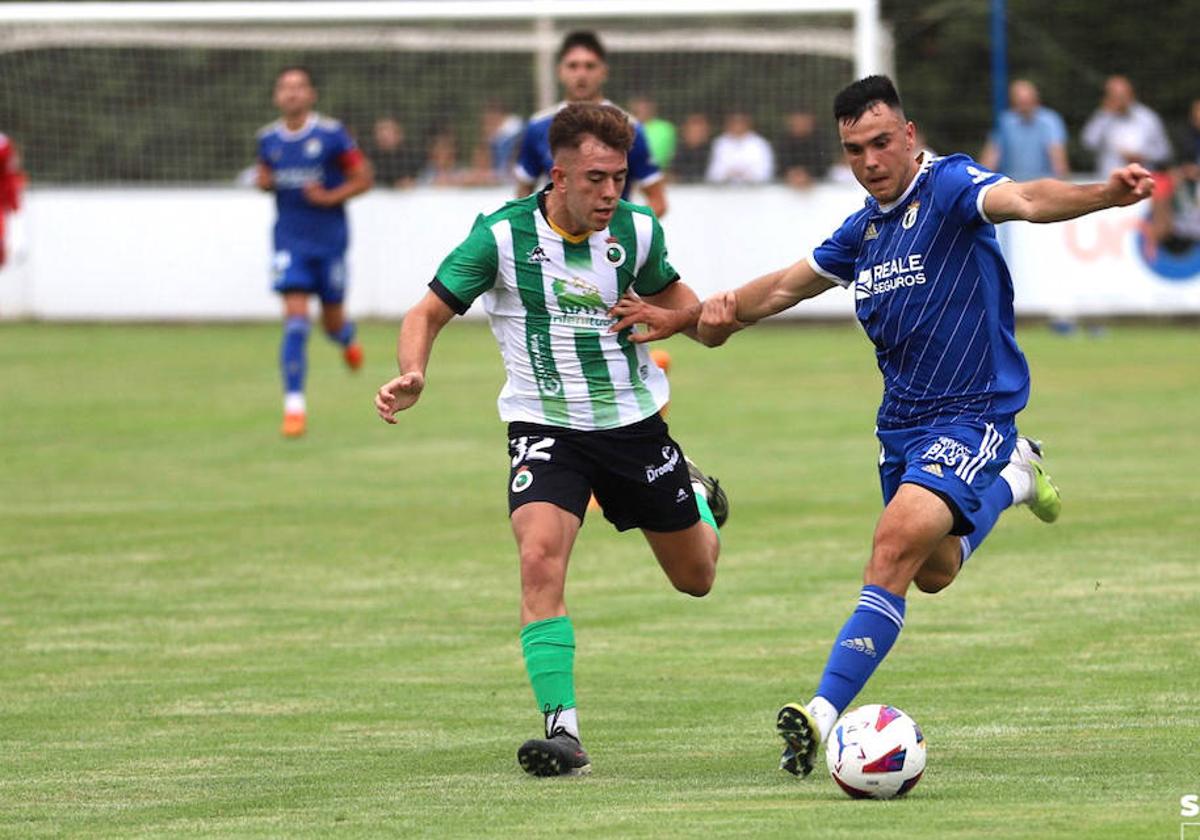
[506,414,700,533]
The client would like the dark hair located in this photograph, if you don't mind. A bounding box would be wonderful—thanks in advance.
[549,103,634,157]
[557,30,606,63]
[276,65,317,89]
[833,74,902,124]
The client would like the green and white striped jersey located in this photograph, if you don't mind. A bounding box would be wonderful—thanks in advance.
[430,192,678,431]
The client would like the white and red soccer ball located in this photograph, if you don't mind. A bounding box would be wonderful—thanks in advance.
[825,704,926,799]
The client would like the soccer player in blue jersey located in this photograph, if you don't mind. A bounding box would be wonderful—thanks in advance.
[256,66,374,437]
[515,31,667,218]
[611,75,1154,777]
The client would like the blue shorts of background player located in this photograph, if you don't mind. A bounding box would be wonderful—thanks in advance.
[272,248,347,305]
[878,418,1017,542]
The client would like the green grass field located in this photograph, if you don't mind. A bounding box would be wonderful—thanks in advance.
[2,321,1197,838]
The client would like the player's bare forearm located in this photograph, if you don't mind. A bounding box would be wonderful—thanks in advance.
[255,162,274,192]
[733,259,836,321]
[985,164,1154,223]
[397,291,454,378]
[514,180,535,199]
[695,259,835,347]
[608,282,703,343]
[310,163,374,206]
[376,292,455,422]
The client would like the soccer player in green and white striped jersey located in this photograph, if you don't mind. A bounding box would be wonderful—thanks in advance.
[375,103,728,778]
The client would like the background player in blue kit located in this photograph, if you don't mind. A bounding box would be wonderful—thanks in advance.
[256,66,374,438]
[514,31,667,218]
[610,75,1154,777]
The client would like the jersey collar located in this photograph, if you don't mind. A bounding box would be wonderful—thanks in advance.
[277,112,318,140]
[536,184,593,244]
[875,151,933,214]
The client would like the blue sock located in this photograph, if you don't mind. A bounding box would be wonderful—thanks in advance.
[281,316,309,394]
[815,585,906,714]
[960,477,1014,564]
[327,321,356,347]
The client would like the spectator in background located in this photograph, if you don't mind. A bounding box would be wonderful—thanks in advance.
[1082,75,1171,177]
[1187,98,1200,165]
[776,110,829,188]
[367,116,422,188]
[980,79,1069,180]
[706,111,774,184]
[420,128,470,186]
[671,112,712,183]
[480,100,523,183]
[629,95,677,170]
[1147,156,1200,257]
[0,131,24,268]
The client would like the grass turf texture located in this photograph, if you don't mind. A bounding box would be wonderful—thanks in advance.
[1,321,1197,838]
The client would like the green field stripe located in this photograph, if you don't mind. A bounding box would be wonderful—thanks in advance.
[509,212,568,425]
[573,332,619,428]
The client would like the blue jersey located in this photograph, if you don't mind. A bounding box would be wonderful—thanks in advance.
[810,153,1029,429]
[257,113,361,256]
[514,100,662,200]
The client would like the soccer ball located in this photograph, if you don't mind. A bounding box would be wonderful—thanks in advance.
[825,704,926,799]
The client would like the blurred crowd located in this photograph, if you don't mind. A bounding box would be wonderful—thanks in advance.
[358,99,836,190]
[359,74,1200,254]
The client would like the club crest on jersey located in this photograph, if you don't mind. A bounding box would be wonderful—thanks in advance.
[902,200,920,230]
[604,237,626,267]
[303,138,323,158]
[526,245,549,263]
[864,222,880,241]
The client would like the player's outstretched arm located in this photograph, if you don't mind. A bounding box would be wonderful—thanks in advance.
[375,291,456,423]
[609,257,835,347]
[984,163,1154,224]
[696,258,837,346]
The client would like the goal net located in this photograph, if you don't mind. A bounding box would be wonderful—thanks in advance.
[0,1,886,185]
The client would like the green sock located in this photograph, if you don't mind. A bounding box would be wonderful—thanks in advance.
[693,487,720,540]
[520,615,576,712]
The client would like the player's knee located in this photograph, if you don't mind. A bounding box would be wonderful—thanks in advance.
[284,316,310,337]
[519,544,566,592]
[865,538,919,592]
[668,552,716,597]
[671,572,713,598]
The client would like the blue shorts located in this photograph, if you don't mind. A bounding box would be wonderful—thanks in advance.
[877,418,1017,536]
[271,248,347,304]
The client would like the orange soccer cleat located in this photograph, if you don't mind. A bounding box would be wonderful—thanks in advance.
[281,411,307,438]
[344,342,364,371]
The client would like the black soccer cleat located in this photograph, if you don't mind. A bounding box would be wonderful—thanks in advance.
[517,730,591,777]
[686,457,729,527]
[777,702,821,778]
[518,705,591,777]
